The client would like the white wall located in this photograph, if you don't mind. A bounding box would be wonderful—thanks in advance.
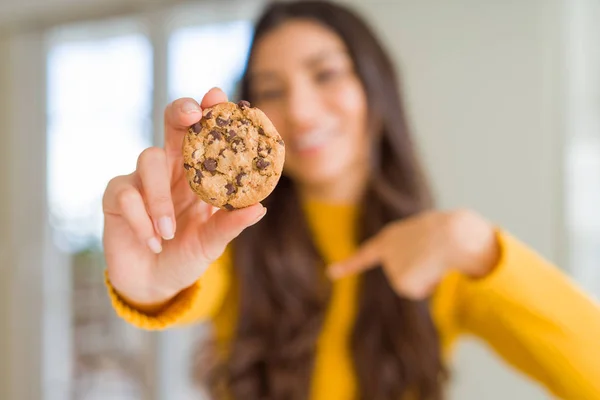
[1,31,50,400]
[339,0,567,399]
[0,0,123,29]
[0,33,13,400]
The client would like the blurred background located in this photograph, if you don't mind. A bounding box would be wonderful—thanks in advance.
[0,0,598,399]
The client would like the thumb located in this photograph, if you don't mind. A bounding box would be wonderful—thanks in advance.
[196,203,266,262]
[327,236,381,280]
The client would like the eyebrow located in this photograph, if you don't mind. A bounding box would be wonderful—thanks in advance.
[304,48,348,68]
[250,48,348,83]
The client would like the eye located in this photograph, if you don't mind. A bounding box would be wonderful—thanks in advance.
[315,69,339,84]
[254,88,285,102]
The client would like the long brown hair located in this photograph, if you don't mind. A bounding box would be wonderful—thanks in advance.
[197,1,447,399]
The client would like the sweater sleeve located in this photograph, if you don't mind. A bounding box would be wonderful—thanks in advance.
[455,230,600,398]
[105,247,233,330]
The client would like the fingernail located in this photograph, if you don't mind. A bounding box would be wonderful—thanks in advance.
[326,264,343,279]
[158,217,175,240]
[181,101,200,114]
[147,237,162,254]
[253,207,267,224]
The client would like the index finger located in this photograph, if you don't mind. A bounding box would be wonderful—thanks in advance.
[326,236,381,280]
[163,88,229,156]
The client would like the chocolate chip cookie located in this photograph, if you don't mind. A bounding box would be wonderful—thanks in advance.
[182,100,285,209]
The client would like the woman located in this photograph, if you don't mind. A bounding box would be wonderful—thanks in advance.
[102,1,600,399]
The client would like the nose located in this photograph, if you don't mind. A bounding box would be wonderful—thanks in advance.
[284,78,322,134]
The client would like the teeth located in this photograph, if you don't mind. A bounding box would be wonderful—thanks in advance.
[295,131,331,151]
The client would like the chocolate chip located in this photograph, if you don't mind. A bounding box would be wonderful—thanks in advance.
[254,157,270,170]
[238,100,251,109]
[193,169,203,183]
[277,139,285,146]
[203,158,217,172]
[191,121,202,133]
[258,127,265,135]
[225,183,236,195]
[235,172,246,186]
[209,129,222,141]
[205,110,213,119]
[224,203,235,211]
[216,117,229,127]
[257,145,271,158]
[226,129,237,141]
[183,163,193,170]
[231,137,245,153]
[210,197,217,201]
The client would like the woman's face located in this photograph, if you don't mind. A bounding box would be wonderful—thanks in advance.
[249,19,369,190]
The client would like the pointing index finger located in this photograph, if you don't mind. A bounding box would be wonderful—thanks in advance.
[326,235,382,280]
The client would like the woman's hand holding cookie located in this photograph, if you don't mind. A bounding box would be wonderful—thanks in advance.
[102,88,267,309]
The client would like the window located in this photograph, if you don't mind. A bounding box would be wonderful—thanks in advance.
[47,27,153,253]
[566,128,600,298]
[564,0,600,299]
[46,20,155,399]
[169,20,254,100]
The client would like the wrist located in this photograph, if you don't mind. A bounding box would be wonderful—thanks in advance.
[115,288,175,315]
[106,270,180,314]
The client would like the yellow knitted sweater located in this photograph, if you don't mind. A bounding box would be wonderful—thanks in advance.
[107,202,600,399]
